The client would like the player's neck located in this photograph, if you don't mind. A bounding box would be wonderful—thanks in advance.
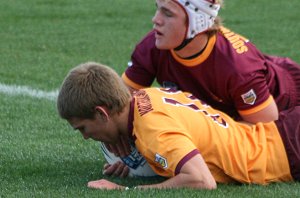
[174,33,208,59]
[113,103,130,137]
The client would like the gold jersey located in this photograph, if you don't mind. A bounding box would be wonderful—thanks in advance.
[132,88,292,184]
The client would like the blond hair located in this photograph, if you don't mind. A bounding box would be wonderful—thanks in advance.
[57,62,131,119]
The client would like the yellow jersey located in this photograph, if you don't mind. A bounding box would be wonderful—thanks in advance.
[131,88,292,184]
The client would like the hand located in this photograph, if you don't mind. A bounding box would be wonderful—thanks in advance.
[102,161,129,178]
[105,137,131,157]
[88,179,125,190]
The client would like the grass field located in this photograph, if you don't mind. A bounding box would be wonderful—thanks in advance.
[1,0,300,197]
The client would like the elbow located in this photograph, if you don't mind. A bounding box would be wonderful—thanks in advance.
[274,112,279,121]
[192,178,217,190]
[201,174,217,190]
[209,182,217,190]
[204,180,217,190]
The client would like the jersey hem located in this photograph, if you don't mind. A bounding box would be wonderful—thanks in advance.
[175,149,200,175]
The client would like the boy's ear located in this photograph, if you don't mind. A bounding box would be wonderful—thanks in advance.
[95,106,109,121]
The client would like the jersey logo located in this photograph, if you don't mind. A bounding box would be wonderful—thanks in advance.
[155,153,168,169]
[241,89,256,105]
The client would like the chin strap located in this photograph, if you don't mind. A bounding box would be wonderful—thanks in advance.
[174,38,193,51]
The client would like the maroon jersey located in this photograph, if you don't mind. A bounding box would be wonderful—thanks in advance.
[122,27,300,119]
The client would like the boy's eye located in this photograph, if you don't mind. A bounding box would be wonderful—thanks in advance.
[165,11,173,17]
[162,8,173,17]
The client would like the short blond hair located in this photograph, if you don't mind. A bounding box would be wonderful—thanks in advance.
[57,62,131,119]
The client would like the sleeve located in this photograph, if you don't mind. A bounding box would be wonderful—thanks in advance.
[146,132,198,177]
[122,32,158,89]
[134,112,199,177]
[226,46,274,115]
[230,71,273,115]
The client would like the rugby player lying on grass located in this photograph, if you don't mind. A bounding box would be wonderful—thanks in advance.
[57,62,299,190]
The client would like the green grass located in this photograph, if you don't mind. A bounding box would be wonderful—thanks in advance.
[1,0,300,197]
[220,0,300,59]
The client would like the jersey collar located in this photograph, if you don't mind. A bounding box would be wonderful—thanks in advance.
[170,34,216,67]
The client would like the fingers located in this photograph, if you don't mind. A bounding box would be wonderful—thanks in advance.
[102,161,130,178]
[102,163,111,175]
[87,179,125,190]
[119,165,129,178]
[112,162,129,178]
[102,161,122,176]
[88,179,106,189]
[102,163,114,176]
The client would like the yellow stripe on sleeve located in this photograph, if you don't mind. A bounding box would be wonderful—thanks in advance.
[238,95,274,115]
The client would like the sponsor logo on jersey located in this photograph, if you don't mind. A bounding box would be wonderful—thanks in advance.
[155,153,168,169]
[241,89,257,105]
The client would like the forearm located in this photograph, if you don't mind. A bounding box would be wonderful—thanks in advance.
[136,154,217,190]
[89,153,217,190]
[136,172,217,190]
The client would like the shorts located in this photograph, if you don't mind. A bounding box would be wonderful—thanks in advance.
[266,55,300,109]
[275,107,300,181]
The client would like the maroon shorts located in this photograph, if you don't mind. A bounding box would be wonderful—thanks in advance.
[275,107,300,181]
[266,55,300,109]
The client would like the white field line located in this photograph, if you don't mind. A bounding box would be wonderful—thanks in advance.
[0,83,58,101]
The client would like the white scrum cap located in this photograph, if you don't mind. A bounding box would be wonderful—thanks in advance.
[175,0,221,39]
